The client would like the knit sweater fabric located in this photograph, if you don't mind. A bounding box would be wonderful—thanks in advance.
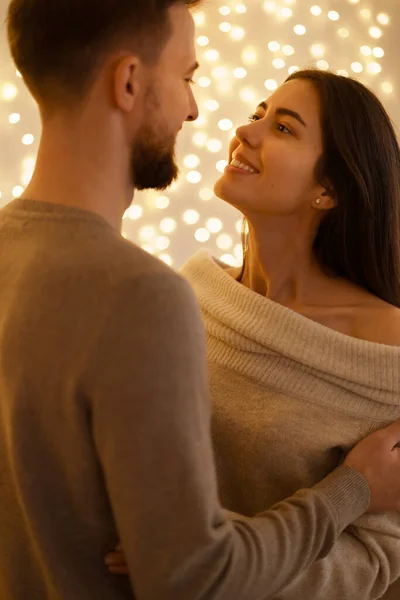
[0,199,370,600]
[181,250,400,600]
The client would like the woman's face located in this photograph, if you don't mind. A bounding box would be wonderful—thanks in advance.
[214,79,326,216]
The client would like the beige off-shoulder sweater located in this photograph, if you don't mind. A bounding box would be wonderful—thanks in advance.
[182,250,400,600]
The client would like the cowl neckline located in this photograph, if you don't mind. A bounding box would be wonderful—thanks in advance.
[182,250,400,404]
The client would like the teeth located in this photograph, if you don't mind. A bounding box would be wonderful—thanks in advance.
[230,159,257,173]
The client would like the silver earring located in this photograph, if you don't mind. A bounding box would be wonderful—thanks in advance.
[315,198,322,205]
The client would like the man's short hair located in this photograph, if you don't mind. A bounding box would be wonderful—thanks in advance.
[6,0,202,109]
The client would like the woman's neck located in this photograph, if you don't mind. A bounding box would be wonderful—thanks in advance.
[238,218,324,308]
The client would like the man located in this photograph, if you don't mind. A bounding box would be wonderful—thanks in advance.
[2,1,400,599]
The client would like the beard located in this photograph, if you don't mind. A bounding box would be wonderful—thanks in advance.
[130,86,180,191]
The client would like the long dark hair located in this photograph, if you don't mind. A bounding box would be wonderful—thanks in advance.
[242,69,400,307]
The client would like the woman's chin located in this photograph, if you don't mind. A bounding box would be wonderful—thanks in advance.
[214,176,242,207]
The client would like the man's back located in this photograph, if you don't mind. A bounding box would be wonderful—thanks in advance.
[0,198,187,599]
[0,199,378,600]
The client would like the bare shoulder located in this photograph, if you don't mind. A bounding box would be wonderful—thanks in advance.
[353,300,400,346]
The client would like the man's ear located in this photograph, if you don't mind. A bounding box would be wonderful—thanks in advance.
[112,56,141,113]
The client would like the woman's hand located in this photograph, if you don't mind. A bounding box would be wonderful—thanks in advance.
[105,543,129,575]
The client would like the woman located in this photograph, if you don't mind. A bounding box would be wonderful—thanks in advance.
[108,70,400,599]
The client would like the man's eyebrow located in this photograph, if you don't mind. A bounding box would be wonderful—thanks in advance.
[256,101,307,128]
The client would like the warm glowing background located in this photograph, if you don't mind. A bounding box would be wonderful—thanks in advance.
[0,0,398,267]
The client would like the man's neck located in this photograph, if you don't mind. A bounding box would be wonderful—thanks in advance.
[22,120,134,231]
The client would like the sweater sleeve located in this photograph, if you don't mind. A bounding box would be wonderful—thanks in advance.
[270,512,400,600]
[87,270,370,600]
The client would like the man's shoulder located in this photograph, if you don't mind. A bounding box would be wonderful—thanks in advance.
[68,230,184,290]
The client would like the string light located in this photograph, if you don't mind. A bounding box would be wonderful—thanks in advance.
[294,25,307,36]
[263,1,277,14]
[241,48,258,65]
[264,79,278,91]
[204,49,219,62]
[369,27,382,39]
[212,67,229,79]
[2,83,18,101]
[233,68,247,79]
[22,134,34,145]
[220,254,236,266]
[160,218,177,234]
[206,218,223,233]
[231,27,245,41]
[360,45,372,56]
[373,47,384,58]
[240,88,257,103]
[367,62,382,74]
[186,171,202,184]
[184,154,200,169]
[195,228,211,242]
[192,132,208,148]
[9,113,21,124]
[155,196,170,210]
[1,0,394,268]
[310,6,322,16]
[159,254,173,266]
[197,36,209,47]
[351,62,363,73]
[12,186,23,198]
[199,188,214,201]
[217,119,233,132]
[282,45,295,56]
[279,8,293,18]
[216,160,229,173]
[207,139,223,153]
[193,12,206,26]
[382,82,393,94]
[360,9,371,19]
[328,11,340,21]
[219,6,231,16]
[198,76,211,88]
[125,205,143,220]
[377,13,389,26]
[235,4,247,14]
[311,44,325,58]
[316,60,330,71]
[155,236,170,251]
[139,225,156,242]
[268,41,280,52]
[217,234,233,250]
[219,22,232,33]
[183,210,200,225]
[272,59,286,70]
[204,99,219,111]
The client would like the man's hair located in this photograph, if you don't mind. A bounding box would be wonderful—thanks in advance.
[6,0,202,108]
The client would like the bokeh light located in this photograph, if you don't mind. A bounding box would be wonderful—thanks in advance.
[0,0,396,268]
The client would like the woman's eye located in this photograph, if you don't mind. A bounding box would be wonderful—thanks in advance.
[248,113,261,122]
[186,79,196,85]
[278,123,292,134]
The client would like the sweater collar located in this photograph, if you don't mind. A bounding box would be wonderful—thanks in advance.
[182,250,400,402]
